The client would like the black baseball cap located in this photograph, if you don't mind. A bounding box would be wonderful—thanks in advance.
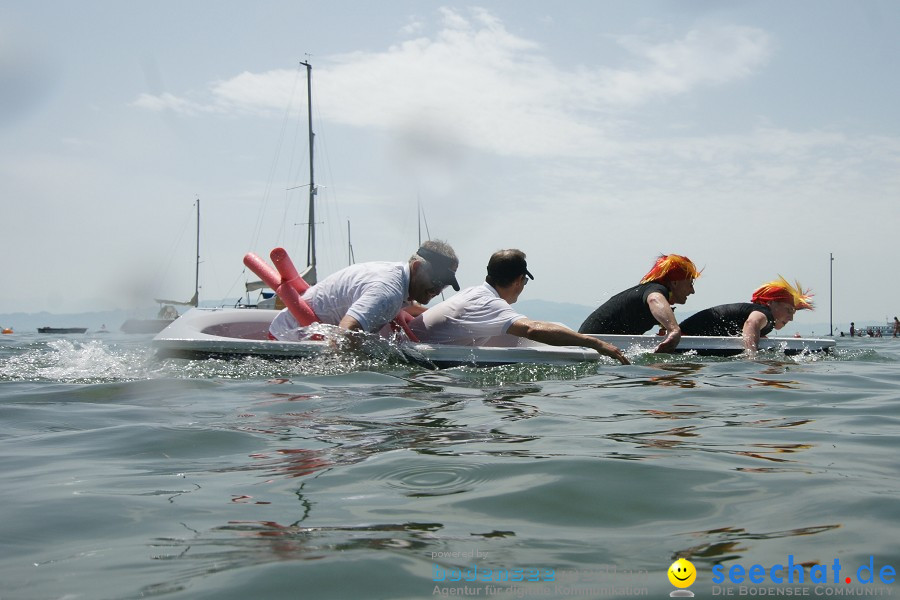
[417,246,460,291]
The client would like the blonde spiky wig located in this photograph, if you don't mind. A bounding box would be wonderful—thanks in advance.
[640,254,702,284]
[751,276,814,310]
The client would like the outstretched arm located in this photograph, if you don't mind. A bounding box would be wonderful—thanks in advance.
[507,319,630,365]
[338,315,364,332]
[741,310,769,354]
[646,291,681,353]
[403,303,429,317]
[339,283,403,334]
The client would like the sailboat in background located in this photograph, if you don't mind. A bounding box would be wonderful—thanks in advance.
[245,60,318,308]
[121,199,201,333]
[417,194,432,247]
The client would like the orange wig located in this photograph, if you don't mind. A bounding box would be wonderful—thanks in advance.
[751,276,814,310]
[640,254,702,284]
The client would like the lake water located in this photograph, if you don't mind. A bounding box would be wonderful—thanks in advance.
[1,332,898,599]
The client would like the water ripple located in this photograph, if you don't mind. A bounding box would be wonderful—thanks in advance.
[373,461,490,497]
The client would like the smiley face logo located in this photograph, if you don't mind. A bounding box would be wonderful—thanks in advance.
[668,558,696,588]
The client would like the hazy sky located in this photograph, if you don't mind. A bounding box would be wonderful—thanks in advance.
[2,0,898,328]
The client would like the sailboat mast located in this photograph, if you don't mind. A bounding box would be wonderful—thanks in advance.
[301,60,317,282]
[347,219,355,266]
[194,198,200,305]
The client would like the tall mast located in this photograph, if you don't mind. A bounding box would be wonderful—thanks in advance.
[191,197,200,307]
[301,60,317,283]
[829,252,834,336]
[347,219,355,266]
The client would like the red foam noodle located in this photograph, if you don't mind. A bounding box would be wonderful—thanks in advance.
[270,247,310,294]
[243,253,282,290]
[244,252,319,326]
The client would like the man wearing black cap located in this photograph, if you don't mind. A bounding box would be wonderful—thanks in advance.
[269,239,459,340]
[408,249,629,364]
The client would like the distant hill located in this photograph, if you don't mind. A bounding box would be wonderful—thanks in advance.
[0,300,241,333]
[514,299,595,330]
[0,310,132,333]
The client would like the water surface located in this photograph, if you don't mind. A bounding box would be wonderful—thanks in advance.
[1,332,898,598]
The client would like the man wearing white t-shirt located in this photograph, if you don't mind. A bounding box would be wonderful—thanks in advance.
[269,240,459,340]
[409,249,629,364]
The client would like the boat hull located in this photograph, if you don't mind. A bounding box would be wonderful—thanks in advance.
[37,327,88,334]
[120,318,176,334]
[152,308,835,367]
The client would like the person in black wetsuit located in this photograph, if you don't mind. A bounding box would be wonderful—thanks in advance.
[680,276,814,353]
[578,254,701,353]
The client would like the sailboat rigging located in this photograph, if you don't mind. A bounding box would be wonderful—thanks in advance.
[121,199,200,333]
[245,61,317,306]
[417,194,433,246]
[417,194,446,302]
[302,60,317,285]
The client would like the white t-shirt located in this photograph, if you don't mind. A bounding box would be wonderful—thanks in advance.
[408,283,526,346]
[269,261,410,339]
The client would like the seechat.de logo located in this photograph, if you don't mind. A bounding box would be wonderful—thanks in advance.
[711,555,896,586]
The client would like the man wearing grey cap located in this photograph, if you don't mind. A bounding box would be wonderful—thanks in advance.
[269,239,459,340]
[408,249,629,364]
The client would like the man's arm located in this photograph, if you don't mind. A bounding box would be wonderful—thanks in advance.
[403,303,429,317]
[741,310,769,354]
[646,291,681,353]
[340,282,403,334]
[338,315,364,332]
[507,319,630,365]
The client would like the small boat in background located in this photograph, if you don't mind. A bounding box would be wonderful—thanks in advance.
[120,307,182,334]
[1,327,13,334]
[38,327,87,334]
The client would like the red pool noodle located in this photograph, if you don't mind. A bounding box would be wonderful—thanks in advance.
[243,252,318,326]
[270,247,310,294]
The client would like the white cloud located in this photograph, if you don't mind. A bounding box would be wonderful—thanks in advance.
[132,92,211,116]
[209,70,300,115]
[400,16,425,36]
[601,24,772,104]
[132,9,772,158]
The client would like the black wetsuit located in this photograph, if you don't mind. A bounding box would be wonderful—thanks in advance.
[679,303,774,337]
[578,282,670,334]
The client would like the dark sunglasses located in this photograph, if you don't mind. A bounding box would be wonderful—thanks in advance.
[428,279,449,293]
